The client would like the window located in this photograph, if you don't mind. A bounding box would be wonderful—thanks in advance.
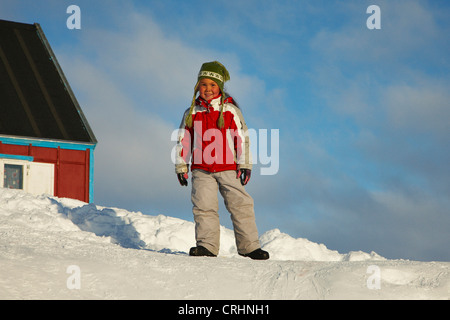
[4,164,24,189]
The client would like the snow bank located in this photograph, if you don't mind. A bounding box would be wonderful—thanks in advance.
[259,229,385,262]
[1,188,448,300]
[0,188,383,261]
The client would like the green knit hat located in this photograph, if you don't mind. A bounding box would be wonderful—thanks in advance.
[185,61,230,128]
[197,61,230,93]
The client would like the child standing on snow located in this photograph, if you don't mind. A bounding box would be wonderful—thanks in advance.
[175,61,269,260]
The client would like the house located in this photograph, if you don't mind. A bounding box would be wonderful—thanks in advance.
[0,19,97,203]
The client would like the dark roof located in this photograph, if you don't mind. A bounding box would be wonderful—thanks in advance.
[0,19,96,144]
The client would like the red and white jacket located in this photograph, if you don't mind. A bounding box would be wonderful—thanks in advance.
[175,95,252,174]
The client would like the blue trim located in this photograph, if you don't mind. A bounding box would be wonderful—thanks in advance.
[0,153,34,162]
[0,136,96,151]
[89,148,95,203]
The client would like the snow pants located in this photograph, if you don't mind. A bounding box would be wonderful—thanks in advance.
[191,169,261,256]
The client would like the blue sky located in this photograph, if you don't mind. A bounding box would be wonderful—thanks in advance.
[2,0,449,261]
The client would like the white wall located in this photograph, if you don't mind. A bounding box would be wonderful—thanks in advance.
[1,158,54,196]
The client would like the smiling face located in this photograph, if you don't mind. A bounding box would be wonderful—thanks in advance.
[198,78,221,101]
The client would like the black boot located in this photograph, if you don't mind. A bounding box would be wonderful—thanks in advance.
[189,246,217,257]
[239,248,269,260]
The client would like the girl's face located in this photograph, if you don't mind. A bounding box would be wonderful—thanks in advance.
[198,78,221,101]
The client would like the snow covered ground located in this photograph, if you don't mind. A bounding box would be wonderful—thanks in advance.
[0,188,448,300]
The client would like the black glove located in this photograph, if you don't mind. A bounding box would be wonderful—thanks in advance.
[177,172,188,186]
[236,167,251,186]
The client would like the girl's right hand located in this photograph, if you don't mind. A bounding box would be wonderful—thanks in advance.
[177,172,189,186]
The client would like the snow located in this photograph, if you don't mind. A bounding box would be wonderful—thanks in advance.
[0,188,448,300]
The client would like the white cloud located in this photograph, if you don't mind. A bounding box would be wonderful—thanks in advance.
[309,0,450,143]
[310,0,442,65]
[382,79,450,136]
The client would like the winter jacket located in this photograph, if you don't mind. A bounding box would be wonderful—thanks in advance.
[175,95,252,174]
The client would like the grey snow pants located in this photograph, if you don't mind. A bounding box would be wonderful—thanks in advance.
[191,169,261,256]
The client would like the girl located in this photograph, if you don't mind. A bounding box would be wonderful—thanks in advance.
[175,61,269,260]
